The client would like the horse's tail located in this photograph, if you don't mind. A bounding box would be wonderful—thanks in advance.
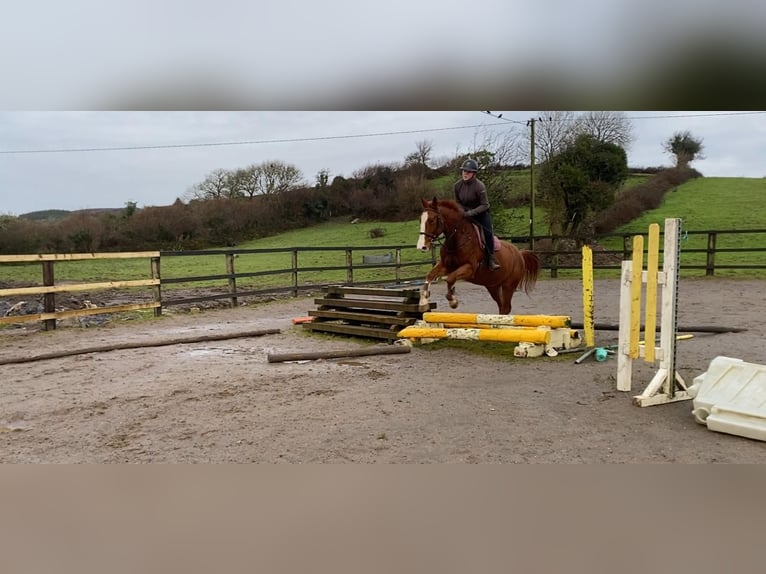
[519,250,540,294]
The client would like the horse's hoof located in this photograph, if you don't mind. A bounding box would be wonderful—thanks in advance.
[449,300,459,309]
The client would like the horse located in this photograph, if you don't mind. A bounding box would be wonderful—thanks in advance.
[416,197,540,314]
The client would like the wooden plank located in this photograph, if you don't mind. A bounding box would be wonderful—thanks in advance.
[302,322,401,340]
[0,278,160,297]
[0,251,160,263]
[0,328,280,365]
[0,301,161,325]
[267,345,410,363]
[323,285,421,300]
[308,309,418,326]
[313,298,426,313]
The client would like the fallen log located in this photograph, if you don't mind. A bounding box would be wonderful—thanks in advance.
[0,329,280,365]
[570,322,746,334]
[267,345,411,363]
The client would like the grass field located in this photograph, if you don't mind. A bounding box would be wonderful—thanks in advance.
[597,177,766,276]
[2,176,765,289]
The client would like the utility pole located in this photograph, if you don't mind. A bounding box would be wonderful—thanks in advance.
[528,117,536,250]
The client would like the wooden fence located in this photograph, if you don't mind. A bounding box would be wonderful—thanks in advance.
[2,229,766,330]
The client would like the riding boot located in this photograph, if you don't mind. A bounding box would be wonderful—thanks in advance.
[485,249,500,270]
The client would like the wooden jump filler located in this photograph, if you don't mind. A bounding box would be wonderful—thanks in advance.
[616,218,693,407]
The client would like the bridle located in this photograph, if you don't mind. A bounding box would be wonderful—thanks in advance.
[419,207,469,248]
[419,208,445,243]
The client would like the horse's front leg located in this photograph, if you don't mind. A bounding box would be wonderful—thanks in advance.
[420,262,448,309]
[444,263,476,309]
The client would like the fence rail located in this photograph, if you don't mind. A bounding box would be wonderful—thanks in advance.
[2,229,766,330]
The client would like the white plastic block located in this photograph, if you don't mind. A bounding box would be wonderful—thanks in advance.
[514,342,545,358]
[688,356,766,442]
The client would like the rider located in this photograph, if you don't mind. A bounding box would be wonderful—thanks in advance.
[454,159,500,270]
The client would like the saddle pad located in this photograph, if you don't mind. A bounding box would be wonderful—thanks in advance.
[472,224,501,250]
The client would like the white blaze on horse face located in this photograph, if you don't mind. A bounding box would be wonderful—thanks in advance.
[416,211,429,251]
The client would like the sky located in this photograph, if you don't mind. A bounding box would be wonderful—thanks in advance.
[1,2,765,215]
[0,111,764,215]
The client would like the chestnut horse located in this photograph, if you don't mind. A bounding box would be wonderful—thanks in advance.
[416,197,540,314]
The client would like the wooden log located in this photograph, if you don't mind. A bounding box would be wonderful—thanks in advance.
[267,345,411,363]
[0,329,280,365]
[570,322,746,333]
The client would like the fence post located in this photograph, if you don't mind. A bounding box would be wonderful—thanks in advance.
[291,249,299,297]
[346,249,353,285]
[151,256,162,317]
[42,261,56,331]
[226,252,238,308]
[395,248,402,284]
[706,232,717,276]
[549,236,559,279]
[622,234,632,259]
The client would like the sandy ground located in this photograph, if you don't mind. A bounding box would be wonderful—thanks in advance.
[1,277,765,463]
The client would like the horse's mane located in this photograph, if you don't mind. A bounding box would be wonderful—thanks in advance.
[435,198,462,218]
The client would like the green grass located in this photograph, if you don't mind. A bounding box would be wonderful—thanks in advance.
[600,177,766,277]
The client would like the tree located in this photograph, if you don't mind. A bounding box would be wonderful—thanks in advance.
[529,111,580,162]
[315,169,331,189]
[187,169,233,201]
[249,160,304,196]
[576,111,634,149]
[663,131,704,168]
[404,139,434,170]
[538,134,628,239]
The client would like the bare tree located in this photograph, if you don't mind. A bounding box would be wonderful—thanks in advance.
[576,111,634,149]
[529,111,580,162]
[466,126,525,168]
[186,169,233,201]
[226,168,250,199]
[404,139,434,168]
[245,160,304,196]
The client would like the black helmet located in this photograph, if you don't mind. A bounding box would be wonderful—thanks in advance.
[461,159,478,172]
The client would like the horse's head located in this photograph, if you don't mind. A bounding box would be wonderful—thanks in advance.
[416,197,443,251]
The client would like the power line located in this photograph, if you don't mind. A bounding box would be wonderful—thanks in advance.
[501,111,766,123]
[0,122,508,155]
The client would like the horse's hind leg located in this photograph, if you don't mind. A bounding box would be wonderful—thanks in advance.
[488,286,504,314]
[500,280,520,314]
[446,280,459,309]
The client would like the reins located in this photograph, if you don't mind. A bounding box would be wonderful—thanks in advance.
[421,207,474,250]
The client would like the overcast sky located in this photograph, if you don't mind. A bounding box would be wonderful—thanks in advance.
[1,111,764,215]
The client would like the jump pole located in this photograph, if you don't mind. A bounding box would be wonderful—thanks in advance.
[421,312,570,329]
[581,245,595,348]
[397,325,551,344]
[616,218,692,407]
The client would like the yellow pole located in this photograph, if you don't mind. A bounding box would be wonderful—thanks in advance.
[644,223,660,362]
[422,312,570,328]
[581,245,595,347]
[629,235,644,359]
[397,326,551,344]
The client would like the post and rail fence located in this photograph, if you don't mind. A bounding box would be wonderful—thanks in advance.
[2,229,766,330]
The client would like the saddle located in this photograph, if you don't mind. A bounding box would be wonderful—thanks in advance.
[471,223,502,251]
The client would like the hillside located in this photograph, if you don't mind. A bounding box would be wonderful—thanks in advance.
[613,177,766,233]
[20,207,124,221]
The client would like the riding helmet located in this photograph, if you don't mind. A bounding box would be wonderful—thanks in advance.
[461,159,479,173]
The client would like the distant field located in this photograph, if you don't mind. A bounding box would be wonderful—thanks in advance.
[2,176,765,287]
[600,177,766,277]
